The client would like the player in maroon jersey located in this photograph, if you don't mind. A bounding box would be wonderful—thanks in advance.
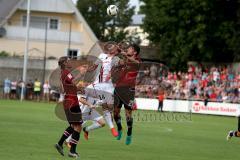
[113,43,140,145]
[55,56,91,158]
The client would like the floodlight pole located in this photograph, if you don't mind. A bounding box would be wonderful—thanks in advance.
[21,0,31,101]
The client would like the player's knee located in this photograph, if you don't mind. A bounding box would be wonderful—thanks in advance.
[100,122,105,127]
[98,119,106,127]
[73,124,82,132]
[125,112,131,118]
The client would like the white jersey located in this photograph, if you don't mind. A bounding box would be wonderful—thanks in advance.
[78,95,103,122]
[94,53,120,84]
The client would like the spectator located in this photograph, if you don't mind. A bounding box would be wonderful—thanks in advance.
[135,62,240,104]
[17,79,24,99]
[157,89,164,112]
[43,81,51,102]
[150,64,158,78]
[26,80,34,100]
[10,80,17,99]
[3,78,11,99]
[34,79,41,101]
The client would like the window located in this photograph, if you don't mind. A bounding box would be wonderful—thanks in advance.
[67,49,79,59]
[22,16,47,29]
[22,16,59,30]
[49,18,59,30]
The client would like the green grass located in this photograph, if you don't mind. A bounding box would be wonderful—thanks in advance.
[0,99,240,160]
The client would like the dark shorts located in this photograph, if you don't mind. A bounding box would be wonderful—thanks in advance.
[11,90,16,94]
[34,91,41,96]
[159,101,163,107]
[114,87,135,110]
[64,105,83,125]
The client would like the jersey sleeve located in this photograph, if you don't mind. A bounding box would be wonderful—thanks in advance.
[62,70,74,83]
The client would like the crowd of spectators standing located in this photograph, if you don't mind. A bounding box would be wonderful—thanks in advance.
[2,63,240,104]
[135,63,240,104]
[2,78,55,102]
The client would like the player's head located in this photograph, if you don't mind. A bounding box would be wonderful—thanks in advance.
[58,56,69,69]
[104,41,119,55]
[109,44,119,55]
[127,43,140,57]
[76,64,89,75]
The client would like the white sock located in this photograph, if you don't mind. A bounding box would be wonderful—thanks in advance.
[85,122,102,132]
[66,135,72,143]
[82,121,87,127]
[103,110,114,129]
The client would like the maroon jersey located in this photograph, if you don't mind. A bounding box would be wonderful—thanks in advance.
[61,69,79,109]
[115,56,140,88]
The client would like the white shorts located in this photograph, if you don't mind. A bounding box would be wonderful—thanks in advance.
[4,87,10,94]
[43,89,50,94]
[85,83,114,105]
[81,105,103,122]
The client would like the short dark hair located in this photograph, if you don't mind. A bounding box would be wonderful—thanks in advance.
[129,43,140,55]
[58,56,68,69]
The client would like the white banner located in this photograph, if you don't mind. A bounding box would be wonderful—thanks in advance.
[135,98,240,117]
[191,101,239,116]
[135,98,159,110]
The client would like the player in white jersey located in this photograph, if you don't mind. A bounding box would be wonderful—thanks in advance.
[85,43,120,137]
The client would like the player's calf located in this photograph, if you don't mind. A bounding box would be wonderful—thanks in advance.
[126,117,133,136]
[126,117,133,145]
[114,114,123,140]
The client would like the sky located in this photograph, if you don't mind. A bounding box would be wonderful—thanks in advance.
[71,0,141,13]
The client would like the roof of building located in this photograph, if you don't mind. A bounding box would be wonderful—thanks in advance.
[0,0,98,44]
[0,0,23,26]
[18,0,74,13]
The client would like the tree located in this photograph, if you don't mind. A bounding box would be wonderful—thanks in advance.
[77,0,135,42]
[140,0,240,70]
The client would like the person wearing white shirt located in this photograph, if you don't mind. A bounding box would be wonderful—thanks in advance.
[43,81,51,102]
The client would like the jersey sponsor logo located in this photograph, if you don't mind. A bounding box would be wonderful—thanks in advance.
[67,73,73,79]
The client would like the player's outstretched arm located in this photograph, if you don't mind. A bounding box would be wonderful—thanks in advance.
[79,97,95,109]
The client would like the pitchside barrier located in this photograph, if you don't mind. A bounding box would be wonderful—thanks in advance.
[135,98,240,117]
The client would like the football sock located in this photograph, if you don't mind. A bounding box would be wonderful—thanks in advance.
[66,135,71,143]
[126,117,133,136]
[103,110,114,129]
[70,130,80,153]
[114,115,122,131]
[85,122,102,132]
[58,126,74,146]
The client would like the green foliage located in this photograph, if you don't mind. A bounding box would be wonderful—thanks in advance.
[140,0,240,70]
[77,0,135,42]
[0,51,10,57]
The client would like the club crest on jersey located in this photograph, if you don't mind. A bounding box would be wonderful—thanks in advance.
[67,73,73,79]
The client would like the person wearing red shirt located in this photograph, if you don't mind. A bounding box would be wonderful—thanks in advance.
[210,90,217,100]
[157,90,165,112]
[113,43,140,145]
[55,57,90,158]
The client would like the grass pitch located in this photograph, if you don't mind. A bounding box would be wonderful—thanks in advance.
[0,99,239,160]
